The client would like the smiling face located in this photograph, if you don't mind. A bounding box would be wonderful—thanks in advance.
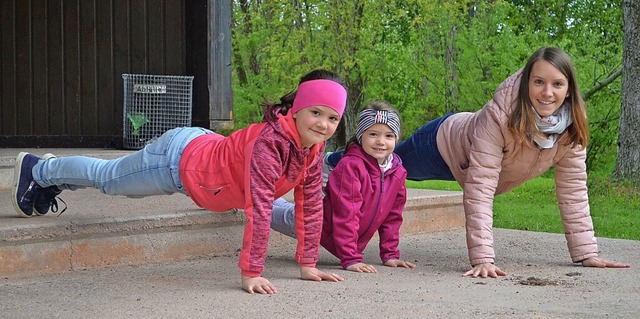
[293,105,341,148]
[359,123,397,164]
[528,60,570,117]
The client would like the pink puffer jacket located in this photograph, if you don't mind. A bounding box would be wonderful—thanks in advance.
[436,69,598,266]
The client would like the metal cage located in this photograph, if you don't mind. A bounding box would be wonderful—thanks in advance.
[122,74,194,149]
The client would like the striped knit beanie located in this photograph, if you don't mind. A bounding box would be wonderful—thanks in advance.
[355,109,401,143]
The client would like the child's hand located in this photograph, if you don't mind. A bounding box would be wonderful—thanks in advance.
[241,275,277,294]
[384,259,416,269]
[300,266,345,282]
[346,262,378,273]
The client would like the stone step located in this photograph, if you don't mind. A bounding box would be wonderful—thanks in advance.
[0,149,464,277]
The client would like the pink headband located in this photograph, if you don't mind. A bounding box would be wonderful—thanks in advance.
[291,79,347,117]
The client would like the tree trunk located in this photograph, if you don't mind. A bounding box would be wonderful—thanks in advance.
[615,0,640,184]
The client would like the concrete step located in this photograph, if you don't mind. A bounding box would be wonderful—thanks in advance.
[0,149,464,278]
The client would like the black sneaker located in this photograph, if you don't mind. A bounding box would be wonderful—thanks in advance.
[32,154,66,216]
[33,186,65,216]
[12,152,44,217]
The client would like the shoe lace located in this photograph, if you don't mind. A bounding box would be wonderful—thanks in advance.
[50,196,68,216]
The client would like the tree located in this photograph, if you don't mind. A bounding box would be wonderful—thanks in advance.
[615,0,640,184]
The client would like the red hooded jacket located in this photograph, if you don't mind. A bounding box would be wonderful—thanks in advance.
[179,112,324,277]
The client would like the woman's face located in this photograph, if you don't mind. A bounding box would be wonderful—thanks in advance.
[528,60,570,117]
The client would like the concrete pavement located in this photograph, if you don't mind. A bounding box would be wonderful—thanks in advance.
[0,148,638,318]
[0,228,638,318]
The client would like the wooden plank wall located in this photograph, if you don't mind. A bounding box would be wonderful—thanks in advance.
[0,0,187,148]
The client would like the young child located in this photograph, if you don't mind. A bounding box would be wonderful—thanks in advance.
[272,101,416,273]
[12,69,347,294]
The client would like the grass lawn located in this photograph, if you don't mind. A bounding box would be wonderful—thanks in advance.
[406,172,640,241]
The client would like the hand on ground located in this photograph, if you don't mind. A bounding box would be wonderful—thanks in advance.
[300,266,345,282]
[346,262,378,273]
[463,262,507,278]
[384,259,416,269]
[581,256,630,268]
[241,275,277,294]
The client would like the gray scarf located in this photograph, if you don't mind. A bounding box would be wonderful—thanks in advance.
[532,103,573,149]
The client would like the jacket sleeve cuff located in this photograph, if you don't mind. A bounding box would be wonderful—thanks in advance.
[296,253,317,267]
[470,257,495,266]
[241,270,261,277]
[572,252,598,263]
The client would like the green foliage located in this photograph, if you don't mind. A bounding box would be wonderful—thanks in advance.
[228,0,635,239]
[408,170,640,240]
[230,0,624,167]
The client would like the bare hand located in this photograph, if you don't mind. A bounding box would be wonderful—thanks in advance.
[384,259,416,269]
[346,262,378,273]
[463,262,507,278]
[241,275,277,294]
[300,266,345,282]
[581,257,630,268]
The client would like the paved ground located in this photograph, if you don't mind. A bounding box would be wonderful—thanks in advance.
[1,227,637,319]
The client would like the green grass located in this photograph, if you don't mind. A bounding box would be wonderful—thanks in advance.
[406,173,640,241]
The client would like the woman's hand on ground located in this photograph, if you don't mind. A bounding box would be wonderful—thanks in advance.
[463,263,507,278]
[581,256,630,268]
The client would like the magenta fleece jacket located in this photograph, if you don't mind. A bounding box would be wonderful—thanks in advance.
[321,143,408,269]
[179,112,324,277]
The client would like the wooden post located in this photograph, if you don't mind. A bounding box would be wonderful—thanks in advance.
[208,0,234,130]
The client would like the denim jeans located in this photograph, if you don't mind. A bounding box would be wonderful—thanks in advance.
[326,114,455,181]
[270,197,297,239]
[33,127,212,197]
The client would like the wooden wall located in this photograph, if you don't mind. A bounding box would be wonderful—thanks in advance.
[0,0,189,148]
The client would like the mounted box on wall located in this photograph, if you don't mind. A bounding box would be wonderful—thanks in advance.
[122,74,194,149]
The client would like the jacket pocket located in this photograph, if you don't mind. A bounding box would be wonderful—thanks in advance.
[197,183,229,196]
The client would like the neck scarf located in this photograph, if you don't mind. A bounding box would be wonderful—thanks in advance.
[532,102,573,149]
[379,154,393,173]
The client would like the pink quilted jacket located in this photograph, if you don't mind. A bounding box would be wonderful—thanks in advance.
[436,69,598,266]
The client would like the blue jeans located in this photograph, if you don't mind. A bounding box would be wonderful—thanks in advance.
[33,127,212,197]
[327,114,455,181]
[271,198,297,239]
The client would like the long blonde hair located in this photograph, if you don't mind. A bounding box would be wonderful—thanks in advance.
[508,47,588,148]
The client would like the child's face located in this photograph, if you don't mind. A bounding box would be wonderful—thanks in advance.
[528,60,570,117]
[293,105,341,148]
[360,123,397,164]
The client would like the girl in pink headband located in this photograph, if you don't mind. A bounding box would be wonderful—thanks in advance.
[13,69,347,294]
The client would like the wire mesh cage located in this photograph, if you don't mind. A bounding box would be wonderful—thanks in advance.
[122,74,194,149]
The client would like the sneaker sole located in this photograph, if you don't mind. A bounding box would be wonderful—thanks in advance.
[12,152,33,218]
[33,153,56,216]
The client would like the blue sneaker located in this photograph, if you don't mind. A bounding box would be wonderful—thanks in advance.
[12,152,44,217]
[32,154,66,216]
